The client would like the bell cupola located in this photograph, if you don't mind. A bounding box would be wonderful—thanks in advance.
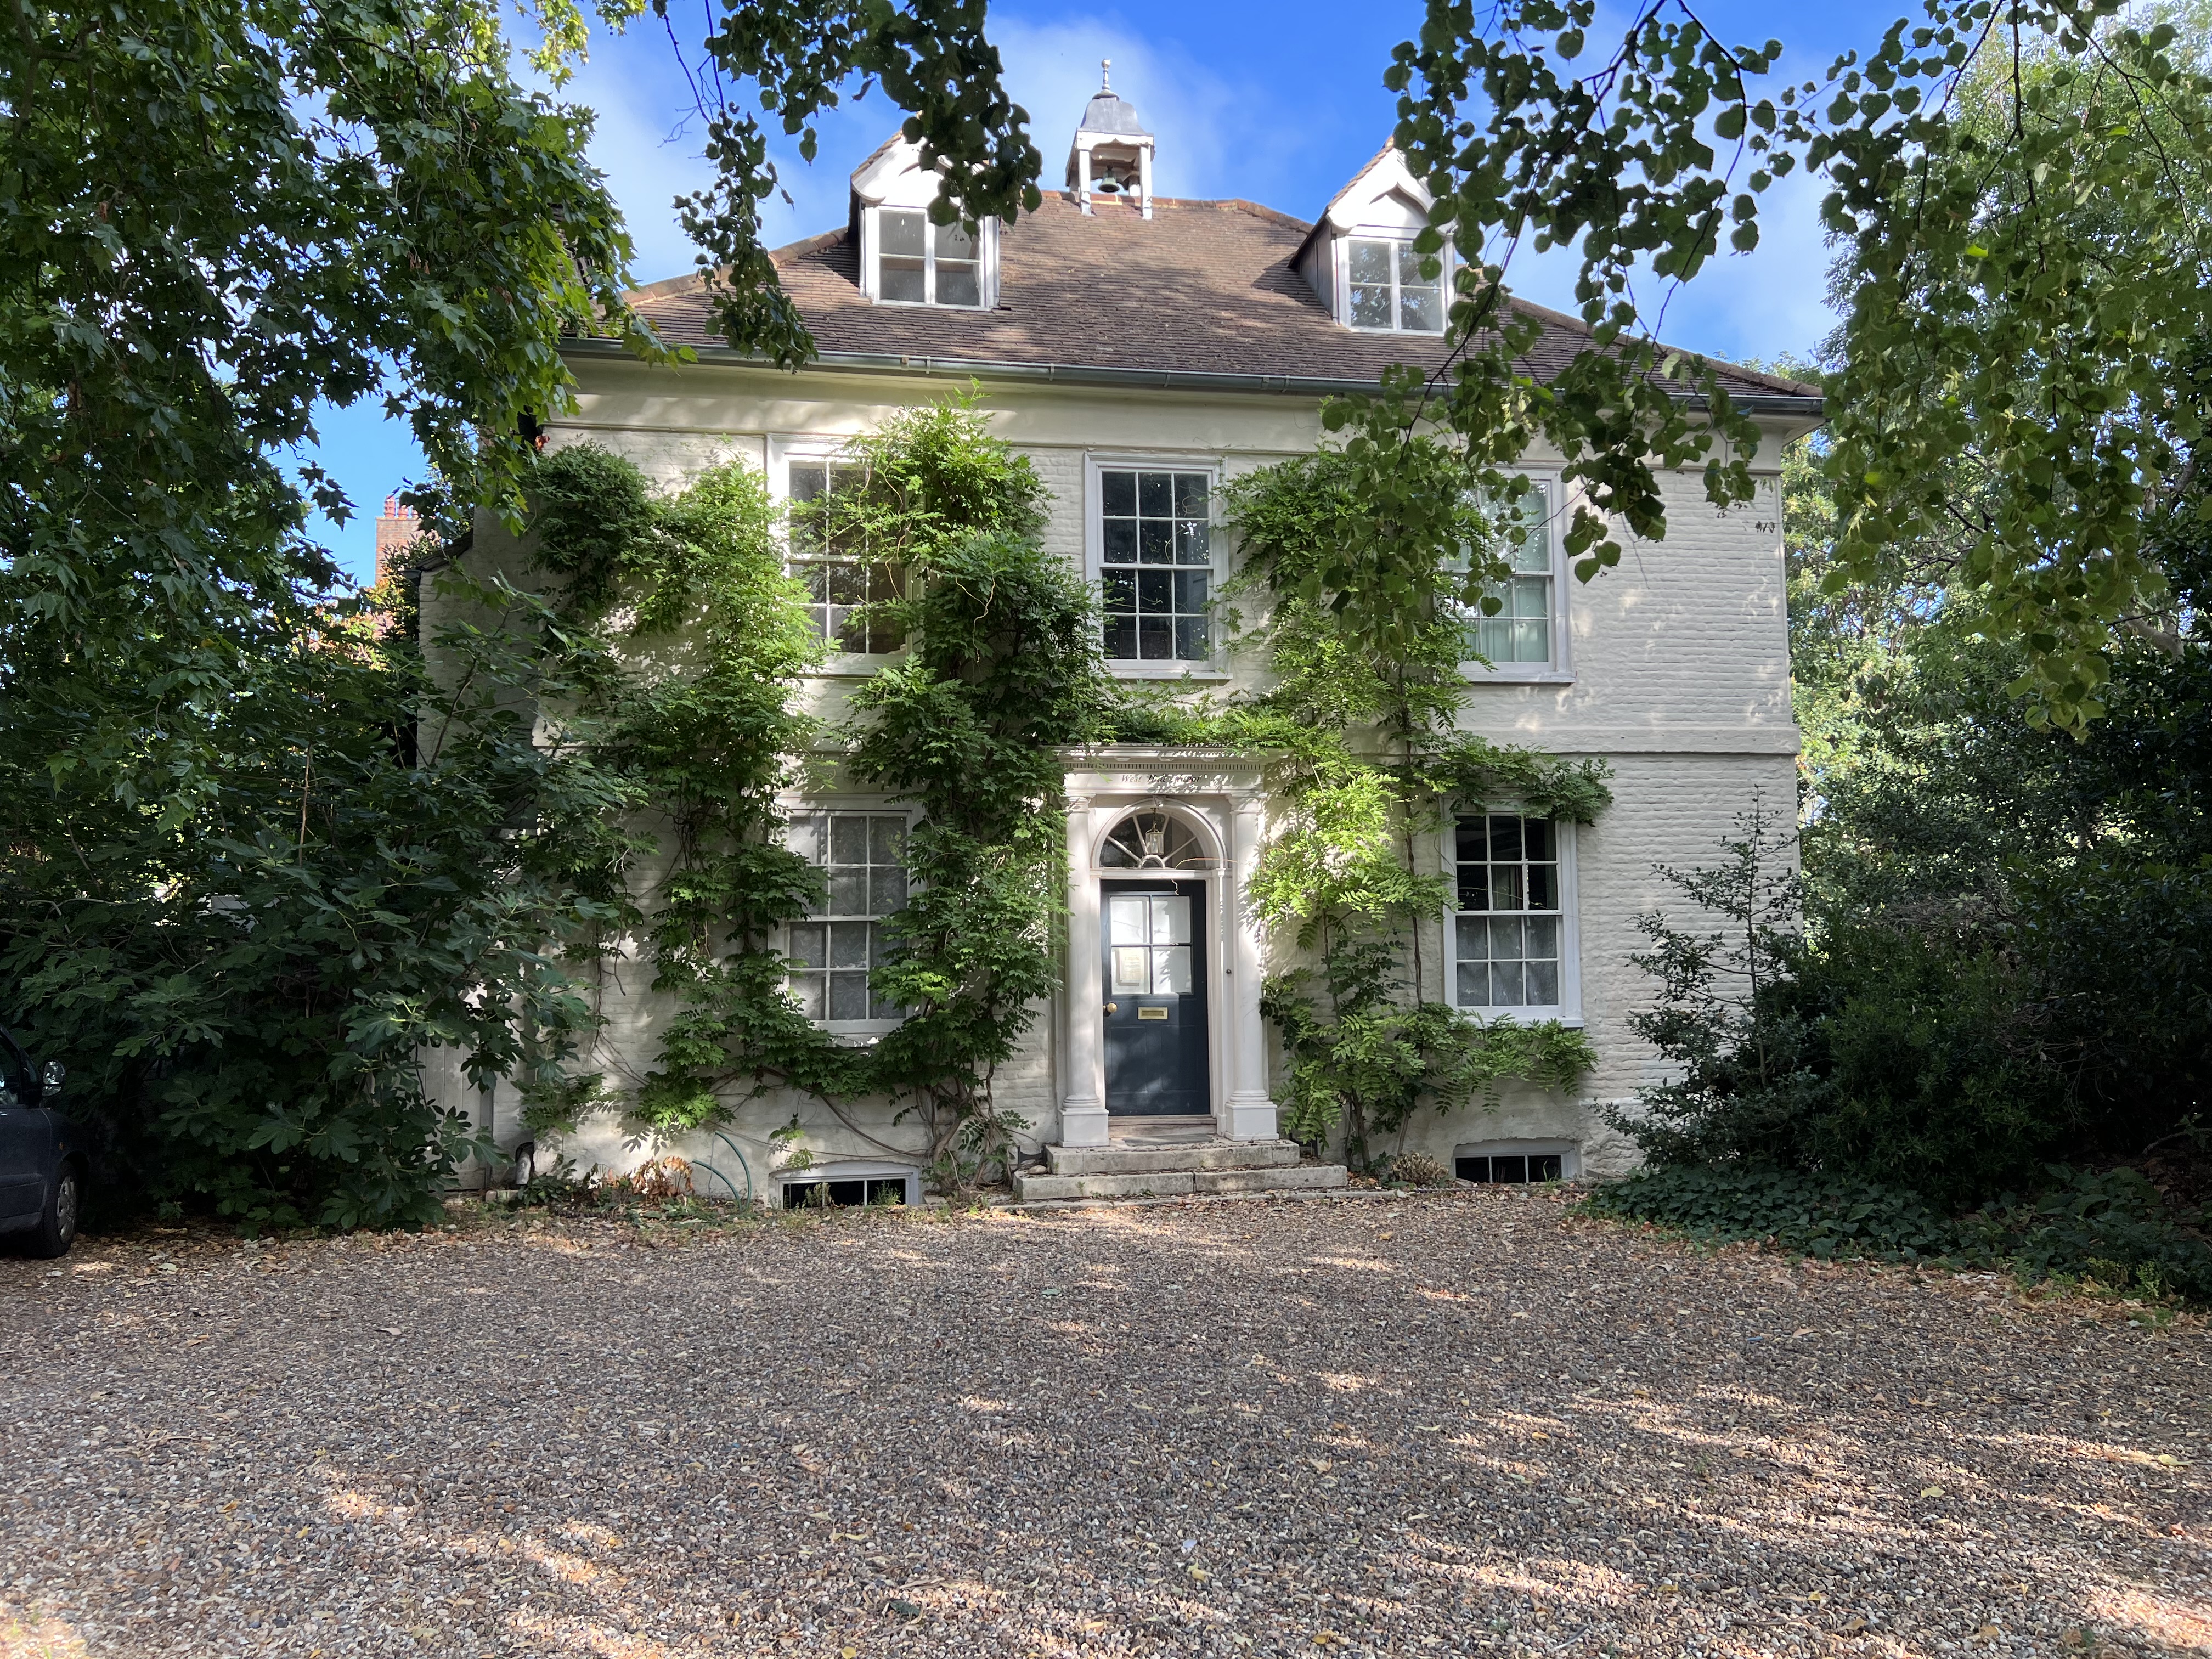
[1065,61,1155,219]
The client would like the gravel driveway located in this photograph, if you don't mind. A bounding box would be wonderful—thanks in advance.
[3,1189,2207,1658]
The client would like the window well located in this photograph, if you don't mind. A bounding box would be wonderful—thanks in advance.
[1455,1152,1566,1184]
[782,1176,911,1210]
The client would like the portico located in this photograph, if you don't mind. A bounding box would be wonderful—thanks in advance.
[1056,757,1279,1151]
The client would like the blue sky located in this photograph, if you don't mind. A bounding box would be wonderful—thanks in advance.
[309,0,1891,584]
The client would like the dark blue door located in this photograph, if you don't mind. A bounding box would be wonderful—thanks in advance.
[1102,881,1210,1116]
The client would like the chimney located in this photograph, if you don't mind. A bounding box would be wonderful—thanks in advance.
[374,495,420,585]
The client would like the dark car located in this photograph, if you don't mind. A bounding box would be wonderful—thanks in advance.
[0,1026,77,1257]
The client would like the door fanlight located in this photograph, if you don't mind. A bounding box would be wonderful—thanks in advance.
[1097,806,1214,871]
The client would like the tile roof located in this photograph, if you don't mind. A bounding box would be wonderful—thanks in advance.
[621,193,1821,403]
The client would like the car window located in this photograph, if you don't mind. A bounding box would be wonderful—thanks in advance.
[0,1034,32,1107]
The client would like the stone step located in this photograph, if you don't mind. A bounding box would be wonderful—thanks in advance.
[1108,1113,1216,1143]
[1014,1163,1349,1203]
[1047,1138,1302,1177]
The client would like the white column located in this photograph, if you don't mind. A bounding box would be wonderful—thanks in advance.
[1138,146,1154,220]
[1059,797,1110,1147]
[1077,145,1093,216]
[1221,793,1278,1141]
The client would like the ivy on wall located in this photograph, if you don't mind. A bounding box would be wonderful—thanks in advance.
[527,402,1115,1192]
[1215,443,1610,1169]
[520,400,1607,1185]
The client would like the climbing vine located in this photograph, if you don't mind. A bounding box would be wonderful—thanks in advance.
[521,399,1607,1189]
[526,400,1115,1192]
[1216,443,1609,1170]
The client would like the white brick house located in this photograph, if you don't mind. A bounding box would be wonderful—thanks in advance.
[438,84,1821,1205]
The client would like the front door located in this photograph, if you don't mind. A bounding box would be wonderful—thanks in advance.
[1102,881,1209,1116]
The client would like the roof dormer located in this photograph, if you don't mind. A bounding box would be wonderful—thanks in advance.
[1065,62,1155,219]
[1297,145,1450,334]
[849,136,999,310]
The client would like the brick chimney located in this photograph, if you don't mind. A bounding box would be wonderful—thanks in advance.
[373,495,420,585]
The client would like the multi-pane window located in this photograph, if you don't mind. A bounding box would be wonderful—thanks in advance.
[1452,814,1564,1012]
[788,460,903,654]
[1107,893,1195,996]
[878,210,982,308]
[1346,238,1445,332]
[1099,469,1211,662]
[1466,486,1554,665]
[788,813,909,1024]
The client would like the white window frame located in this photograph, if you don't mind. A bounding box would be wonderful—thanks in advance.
[1083,452,1229,682]
[769,435,907,678]
[1444,812,1583,1025]
[1452,1141,1581,1182]
[777,1160,922,1210]
[859,205,997,310]
[1458,475,1575,685]
[1337,234,1450,334]
[783,801,920,1042]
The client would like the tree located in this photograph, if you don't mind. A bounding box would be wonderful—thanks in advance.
[655,0,1042,365]
[0,0,1042,1225]
[1357,0,2211,732]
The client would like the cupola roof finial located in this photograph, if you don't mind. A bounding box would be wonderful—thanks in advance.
[1068,58,1154,215]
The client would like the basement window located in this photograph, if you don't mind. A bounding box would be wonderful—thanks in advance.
[782,1176,910,1210]
[1454,1150,1568,1184]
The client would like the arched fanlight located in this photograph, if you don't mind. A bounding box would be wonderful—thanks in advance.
[1098,805,1213,870]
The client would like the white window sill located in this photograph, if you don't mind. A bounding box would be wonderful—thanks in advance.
[871,297,986,312]
[1456,1008,1584,1028]
[1345,324,1448,336]
[1105,663,1232,683]
[804,653,906,679]
[1459,665,1576,685]
[819,1023,904,1046]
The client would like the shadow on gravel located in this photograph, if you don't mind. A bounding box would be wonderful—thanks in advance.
[0,1191,2204,1657]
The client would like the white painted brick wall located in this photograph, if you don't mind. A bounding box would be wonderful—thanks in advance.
[433,363,1801,1190]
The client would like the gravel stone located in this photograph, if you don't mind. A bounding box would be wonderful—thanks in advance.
[2,1189,2206,1657]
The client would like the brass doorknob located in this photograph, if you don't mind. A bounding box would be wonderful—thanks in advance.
[1104,1002,1118,1014]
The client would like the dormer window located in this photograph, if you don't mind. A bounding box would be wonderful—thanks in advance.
[1298,144,1454,334]
[1346,238,1444,333]
[849,137,1000,310]
[877,210,983,308]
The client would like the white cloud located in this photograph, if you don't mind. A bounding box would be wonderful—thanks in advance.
[1657,164,1839,365]
[1476,132,1839,367]
[558,26,896,283]
[991,18,1266,202]
[556,12,1359,283]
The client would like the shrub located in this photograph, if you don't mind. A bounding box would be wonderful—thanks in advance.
[1392,1150,1453,1188]
[1584,1163,2212,1302]
[1961,1167,2212,1303]
[1610,807,2083,1207]
[1583,1164,1958,1261]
